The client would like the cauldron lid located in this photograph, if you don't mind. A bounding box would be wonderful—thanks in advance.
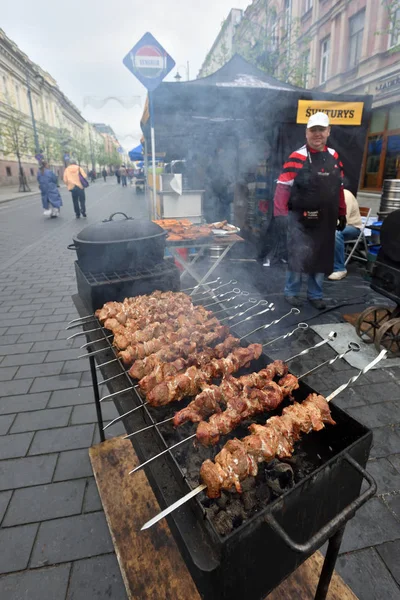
[75,213,166,243]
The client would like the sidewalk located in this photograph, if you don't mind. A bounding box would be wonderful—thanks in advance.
[0,185,41,204]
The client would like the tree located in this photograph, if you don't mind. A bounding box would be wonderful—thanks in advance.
[69,134,90,169]
[37,122,63,167]
[0,100,34,192]
[380,0,400,52]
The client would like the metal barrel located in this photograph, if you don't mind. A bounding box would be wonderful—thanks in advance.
[379,179,400,216]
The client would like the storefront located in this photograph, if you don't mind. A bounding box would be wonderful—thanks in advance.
[361,73,400,191]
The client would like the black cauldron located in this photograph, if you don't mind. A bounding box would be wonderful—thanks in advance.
[68,212,167,272]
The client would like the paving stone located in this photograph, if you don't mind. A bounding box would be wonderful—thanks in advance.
[29,424,94,455]
[364,382,400,404]
[0,334,20,345]
[0,523,38,574]
[0,432,33,459]
[62,358,89,373]
[340,497,400,553]
[389,454,400,474]
[18,331,59,343]
[8,304,36,313]
[348,401,400,429]
[43,321,73,332]
[330,387,367,409]
[0,365,18,380]
[0,342,33,356]
[365,368,399,384]
[92,421,126,444]
[367,458,400,494]
[5,323,44,335]
[0,392,50,415]
[1,351,47,367]
[1,299,33,307]
[29,373,81,393]
[79,371,94,387]
[0,317,32,328]
[370,426,400,459]
[71,402,118,425]
[14,361,64,380]
[53,449,93,481]
[19,310,41,318]
[67,553,127,600]
[0,490,12,522]
[377,539,400,587]
[31,315,68,325]
[10,407,71,433]
[0,378,33,398]
[30,511,113,567]
[337,548,400,600]
[384,494,400,520]
[0,413,15,435]
[0,563,71,600]
[83,478,102,512]
[48,386,95,407]
[3,479,86,526]
[44,348,82,362]
[31,339,76,352]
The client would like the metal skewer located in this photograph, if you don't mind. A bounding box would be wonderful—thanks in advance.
[140,349,388,530]
[191,279,238,296]
[181,278,221,293]
[262,323,308,347]
[239,307,299,340]
[67,327,103,340]
[68,315,96,325]
[66,318,97,330]
[201,293,239,308]
[80,335,113,349]
[219,299,269,322]
[284,331,337,362]
[299,342,361,378]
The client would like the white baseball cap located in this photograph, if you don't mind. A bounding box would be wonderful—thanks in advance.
[307,112,330,128]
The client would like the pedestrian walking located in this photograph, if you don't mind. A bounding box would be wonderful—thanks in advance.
[120,165,128,187]
[273,112,346,310]
[102,168,107,182]
[115,168,121,185]
[63,160,88,219]
[38,161,63,218]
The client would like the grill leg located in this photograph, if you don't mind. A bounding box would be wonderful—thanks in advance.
[314,525,346,600]
[89,354,105,443]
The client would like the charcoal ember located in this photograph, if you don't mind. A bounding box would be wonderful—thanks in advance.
[265,462,294,495]
[282,454,316,483]
[241,476,256,492]
[216,491,229,510]
[213,510,233,536]
[226,499,245,527]
[242,489,257,512]
[205,504,219,519]
[255,482,271,503]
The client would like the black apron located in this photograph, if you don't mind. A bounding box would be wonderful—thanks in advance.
[287,149,342,275]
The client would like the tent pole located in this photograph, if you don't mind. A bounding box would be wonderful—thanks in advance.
[149,91,158,219]
[143,138,151,219]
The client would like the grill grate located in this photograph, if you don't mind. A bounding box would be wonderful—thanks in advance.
[81,261,176,285]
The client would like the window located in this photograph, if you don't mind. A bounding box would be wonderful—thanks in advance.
[304,0,313,12]
[270,11,278,50]
[14,83,21,110]
[349,10,365,68]
[6,167,12,176]
[389,7,400,47]
[1,74,7,97]
[320,37,330,83]
[30,168,34,176]
[284,0,292,34]
[302,50,311,87]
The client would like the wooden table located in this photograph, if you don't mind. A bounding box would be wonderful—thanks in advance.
[90,436,358,600]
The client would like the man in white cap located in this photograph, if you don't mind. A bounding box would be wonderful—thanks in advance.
[273,112,347,309]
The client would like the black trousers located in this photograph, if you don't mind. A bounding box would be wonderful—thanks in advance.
[71,186,86,216]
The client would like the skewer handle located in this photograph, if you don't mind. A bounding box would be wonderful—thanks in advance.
[233,304,274,327]
[66,318,97,331]
[262,323,308,347]
[129,434,196,474]
[299,342,360,379]
[285,331,337,362]
[327,349,387,402]
[67,327,102,340]
[239,306,296,339]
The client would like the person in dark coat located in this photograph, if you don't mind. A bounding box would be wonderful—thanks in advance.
[273,112,347,310]
[37,161,63,218]
[102,168,107,182]
[115,168,121,184]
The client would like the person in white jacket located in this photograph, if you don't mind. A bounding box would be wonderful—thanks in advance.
[328,189,362,280]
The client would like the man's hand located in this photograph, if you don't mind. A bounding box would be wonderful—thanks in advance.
[337,215,347,231]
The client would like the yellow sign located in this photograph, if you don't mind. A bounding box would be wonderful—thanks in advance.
[296,100,364,126]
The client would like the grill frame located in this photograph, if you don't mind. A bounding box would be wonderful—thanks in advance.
[72,293,375,600]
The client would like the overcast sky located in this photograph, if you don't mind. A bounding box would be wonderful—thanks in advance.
[2,0,250,149]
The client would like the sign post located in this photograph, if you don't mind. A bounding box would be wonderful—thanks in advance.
[123,32,175,219]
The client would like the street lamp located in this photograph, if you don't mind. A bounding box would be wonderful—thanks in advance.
[26,71,40,156]
[174,62,190,81]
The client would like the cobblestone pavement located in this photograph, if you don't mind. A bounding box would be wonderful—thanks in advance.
[0,182,400,599]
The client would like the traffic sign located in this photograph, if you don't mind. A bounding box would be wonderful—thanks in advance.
[123,32,175,92]
[117,147,124,154]
[64,153,70,161]
[35,153,44,162]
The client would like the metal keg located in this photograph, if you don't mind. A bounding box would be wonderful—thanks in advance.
[379,179,400,216]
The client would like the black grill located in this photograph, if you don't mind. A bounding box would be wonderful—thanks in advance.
[75,259,181,312]
[73,294,376,600]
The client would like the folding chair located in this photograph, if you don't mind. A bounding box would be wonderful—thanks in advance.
[344,207,372,266]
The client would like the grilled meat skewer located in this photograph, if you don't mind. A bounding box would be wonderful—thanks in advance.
[196,374,299,446]
[200,394,335,498]
[147,344,263,406]
[95,291,192,323]
[173,360,288,427]
[138,336,240,393]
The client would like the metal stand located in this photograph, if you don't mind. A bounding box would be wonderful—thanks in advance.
[314,526,345,600]
[89,354,105,442]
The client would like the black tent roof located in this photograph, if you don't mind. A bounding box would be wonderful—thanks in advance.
[185,54,301,91]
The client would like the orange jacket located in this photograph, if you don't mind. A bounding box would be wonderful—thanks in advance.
[63,164,87,191]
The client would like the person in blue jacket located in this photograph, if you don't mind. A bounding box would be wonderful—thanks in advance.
[37,161,63,218]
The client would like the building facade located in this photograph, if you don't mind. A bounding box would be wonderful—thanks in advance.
[0,29,109,186]
[200,0,400,193]
[198,9,244,77]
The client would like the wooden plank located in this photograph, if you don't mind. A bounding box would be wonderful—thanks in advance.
[89,436,357,600]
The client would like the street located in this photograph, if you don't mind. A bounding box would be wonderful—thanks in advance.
[0,182,147,599]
